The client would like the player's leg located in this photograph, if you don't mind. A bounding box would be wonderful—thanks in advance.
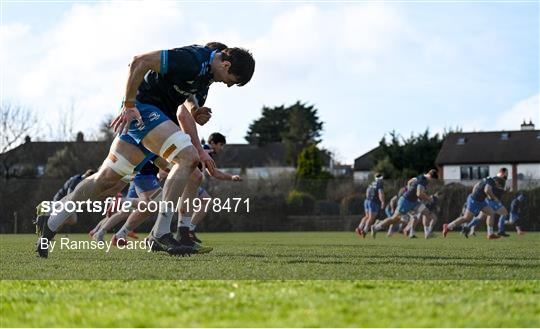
[139,121,200,253]
[175,169,203,244]
[189,189,211,243]
[495,206,510,237]
[371,199,407,238]
[37,138,146,257]
[444,195,477,237]
[355,200,369,237]
[481,206,499,239]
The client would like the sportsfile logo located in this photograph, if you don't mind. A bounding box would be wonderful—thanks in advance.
[38,237,154,253]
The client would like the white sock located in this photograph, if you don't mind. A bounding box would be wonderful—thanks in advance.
[448,222,456,230]
[189,223,196,231]
[47,208,74,231]
[116,225,129,239]
[152,210,174,238]
[487,226,493,235]
[96,228,106,240]
[179,216,191,228]
[424,226,430,236]
[409,226,415,237]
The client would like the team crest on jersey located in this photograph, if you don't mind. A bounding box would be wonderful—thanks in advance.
[149,112,160,121]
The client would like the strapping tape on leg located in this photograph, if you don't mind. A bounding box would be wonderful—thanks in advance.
[103,152,136,177]
[159,131,192,162]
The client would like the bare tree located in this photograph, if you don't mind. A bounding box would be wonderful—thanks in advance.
[0,102,38,153]
[46,102,77,141]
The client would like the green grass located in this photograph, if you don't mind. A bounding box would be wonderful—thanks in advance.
[1,232,539,327]
[1,232,539,279]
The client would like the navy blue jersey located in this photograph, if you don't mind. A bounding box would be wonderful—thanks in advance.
[138,160,159,176]
[136,45,216,123]
[510,197,521,214]
[53,174,84,201]
[366,179,384,203]
[471,177,496,202]
[404,175,428,202]
[491,177,506,200]
[426,195,439,212]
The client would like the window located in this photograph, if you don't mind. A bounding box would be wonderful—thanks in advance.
[460,166,489,180]
[501,132,509,140]
[457,137,466,145]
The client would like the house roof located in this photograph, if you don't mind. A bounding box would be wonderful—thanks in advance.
[213,143,289,168]
[0,140,109,168]
[353,147,378,171]
[435,130,540,165]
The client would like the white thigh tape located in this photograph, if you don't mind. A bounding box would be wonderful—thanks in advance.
[103,152,136,177]
[159,131,192,162]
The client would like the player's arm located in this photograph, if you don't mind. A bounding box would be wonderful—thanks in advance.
[378,189,385,208]
[111,50,161,133]
[206,167,242,181]
[416,185,432,202]
[177,105,216,174]
[484,184,499,202]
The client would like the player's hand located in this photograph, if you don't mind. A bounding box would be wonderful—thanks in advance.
[110,105,143,135]
[193,107,212,125]
[199,149,216,175]
[231,175,242,182]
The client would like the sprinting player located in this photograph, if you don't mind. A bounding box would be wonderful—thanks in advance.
[34,169,95,235]
[498,193,526,236]
[355,173,384,238]
[420,192,441,239]
[36,43,255,258]
[371,169,438,238]
[462,168,509,237]
[176,132,242,245]
[443,168,508,240]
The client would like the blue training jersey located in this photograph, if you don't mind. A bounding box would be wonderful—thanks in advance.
[366,179,383,203]
[403,175,428,202]
[136,45,215,123]
[471,177,496,202]
[53,174,84,201]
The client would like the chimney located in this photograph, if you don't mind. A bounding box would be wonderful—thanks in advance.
[521,120,535,131]
[24,135,31,143]
[76,131,84,142]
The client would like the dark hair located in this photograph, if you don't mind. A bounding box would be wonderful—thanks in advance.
[427,169,438,179]
[83,169,96,177]
[221,47,255,86]
[499,167,508,174]
[208,132,226,145]
[206,42,228,51]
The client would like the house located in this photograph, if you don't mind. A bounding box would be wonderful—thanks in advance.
[353,147,378,181]
[435,121,540,190]
[0,133,109,178]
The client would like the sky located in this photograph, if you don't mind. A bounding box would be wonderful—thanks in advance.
[1,0,539,163]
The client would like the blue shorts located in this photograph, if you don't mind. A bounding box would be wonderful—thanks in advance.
[486,199,504,212]
[466,194,488,217]
[364,199,380,214]
[123,102,169,143]
[127,174,160,198]
[396,197,420,215]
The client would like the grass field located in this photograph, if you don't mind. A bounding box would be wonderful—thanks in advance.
[1,232,539,327]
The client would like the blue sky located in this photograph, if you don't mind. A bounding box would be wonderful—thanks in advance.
[1,1,538,163]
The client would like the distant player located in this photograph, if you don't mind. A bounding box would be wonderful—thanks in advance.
[420,191,441,238]
[385,188,405,237]
[498,193,526,236]
[371,169,438,238]
[34,169,95,235]
[443,168,508,240]
[176,132,242,245]
[355,173,384,238]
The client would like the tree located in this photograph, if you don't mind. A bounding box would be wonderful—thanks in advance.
[0,102,38,154]
[373,129,445,179]
[45,147,85,178]
[245,105,289,145]
[296,144,332,198]
[372,156,398,179]
[97,114,116,142]
[245,101,324,165]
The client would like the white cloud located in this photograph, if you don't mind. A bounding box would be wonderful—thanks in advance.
[496,94,540,130]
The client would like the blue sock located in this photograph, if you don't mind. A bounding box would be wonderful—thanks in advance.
[466,218,479,228]
[498,215,508,233]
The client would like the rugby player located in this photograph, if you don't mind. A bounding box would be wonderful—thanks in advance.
[355,173,384,238]
[371,169,438,238]
[36,43,255,258]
